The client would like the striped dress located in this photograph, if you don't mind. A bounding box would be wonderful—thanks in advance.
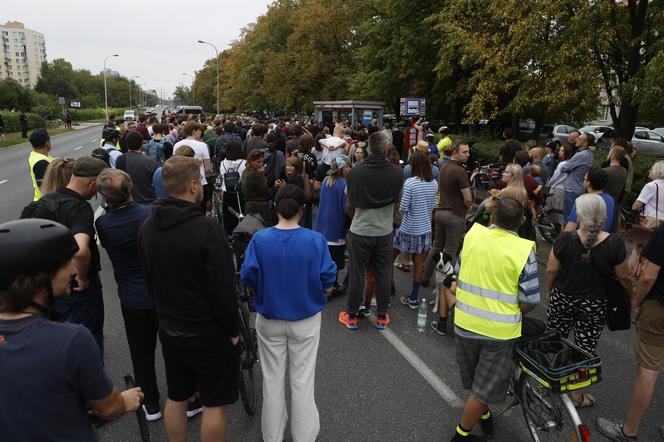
[393,177,438,254]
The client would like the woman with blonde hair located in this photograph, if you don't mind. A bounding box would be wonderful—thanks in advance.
[545,193,632,407]
[41,157,75,194]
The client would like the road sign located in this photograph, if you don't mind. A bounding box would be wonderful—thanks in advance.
[58,97,65,105]
[70,102,81,108]
[400,97,426,117]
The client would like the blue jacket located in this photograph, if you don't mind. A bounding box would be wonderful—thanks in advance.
[559,148,593,196]
[240,227,337,321]
[314,177,348,242]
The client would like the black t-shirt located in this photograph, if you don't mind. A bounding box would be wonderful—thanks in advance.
[642,223,664,305]
[392,129,405,151]
[298,151,318,177]
[499,139,522,163]
[51,188,102,279]
[0,316,112,441]
[553,232,626,300]
[116,151,158,203]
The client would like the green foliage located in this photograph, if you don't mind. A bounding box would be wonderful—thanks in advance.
[0,79,32,111]
[0,112,47,132]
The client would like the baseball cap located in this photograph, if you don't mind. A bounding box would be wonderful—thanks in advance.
[29,128,50,147]
[327,155,351,175]
[438,125,449,134]
[73,157,107,177]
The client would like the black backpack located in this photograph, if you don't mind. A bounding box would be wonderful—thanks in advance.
[221,160,244,193]
[20,192,77,221]
[91,148,111,167]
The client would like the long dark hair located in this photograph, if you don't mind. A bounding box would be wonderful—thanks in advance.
[409,151,433,182]
[275,184,304,219]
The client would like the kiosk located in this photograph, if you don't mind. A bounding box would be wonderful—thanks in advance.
[313,100,385,129]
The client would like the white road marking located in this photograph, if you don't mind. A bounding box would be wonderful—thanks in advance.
[74,146,84,151]
[0,180,7,185]
[91,139,98,143]
[368,316,464,407]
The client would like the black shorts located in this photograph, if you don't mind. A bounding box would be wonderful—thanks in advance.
[159,332,240,407]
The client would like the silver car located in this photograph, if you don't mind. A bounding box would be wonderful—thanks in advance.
[540,124,577,145]
[653,128,664,138]
[578,125,616,149]
[632,130,664,156]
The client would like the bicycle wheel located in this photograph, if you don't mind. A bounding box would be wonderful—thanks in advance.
[238,305,258,415]
[212,190,223,225]
[519,373,583,442]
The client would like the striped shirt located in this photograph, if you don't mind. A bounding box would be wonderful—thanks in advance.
[454,225,540,340]
[399,177,438,235]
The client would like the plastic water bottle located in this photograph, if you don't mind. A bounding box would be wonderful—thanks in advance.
[417,298,428,332]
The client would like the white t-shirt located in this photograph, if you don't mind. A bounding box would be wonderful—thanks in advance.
[637,179,664,219]
[173,139,210,185]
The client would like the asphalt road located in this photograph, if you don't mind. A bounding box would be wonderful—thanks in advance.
[1,129,663,441]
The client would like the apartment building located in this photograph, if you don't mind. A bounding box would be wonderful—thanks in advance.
[0,21,47,88]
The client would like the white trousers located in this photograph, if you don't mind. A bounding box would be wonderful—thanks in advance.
[256,312,321,442]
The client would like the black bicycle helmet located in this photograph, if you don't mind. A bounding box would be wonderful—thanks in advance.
[0,219,79,291]
[102,126,119,141]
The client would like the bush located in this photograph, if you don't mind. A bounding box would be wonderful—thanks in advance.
[0,111,47,132]
[65,107,124,121]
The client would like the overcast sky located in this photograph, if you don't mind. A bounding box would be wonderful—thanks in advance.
[4,0,273,99]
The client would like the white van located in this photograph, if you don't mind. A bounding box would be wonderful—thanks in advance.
[175,106,203,116]
[123,109,136,121]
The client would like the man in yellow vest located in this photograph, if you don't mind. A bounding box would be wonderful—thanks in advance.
[28,128,54,201]
[451,197,540,441]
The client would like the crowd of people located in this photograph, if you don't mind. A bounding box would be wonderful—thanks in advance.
[0,112,663,442]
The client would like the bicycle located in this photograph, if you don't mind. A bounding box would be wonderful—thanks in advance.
[507,331,601,442]
[226,205,260,416]
[534,204,564,244]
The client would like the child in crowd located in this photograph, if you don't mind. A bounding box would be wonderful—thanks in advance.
[314,155,352,296]
[530,164,543,196]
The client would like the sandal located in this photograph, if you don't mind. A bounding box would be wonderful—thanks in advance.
[572,393,596,409]
[396,262,412,272]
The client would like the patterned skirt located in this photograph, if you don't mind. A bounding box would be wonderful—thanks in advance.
[393,229,432,254]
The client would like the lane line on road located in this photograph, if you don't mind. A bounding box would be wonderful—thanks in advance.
[368,317,464,408]
[91,139,98,143]
[74,146,84,151]
[0,180,8,185]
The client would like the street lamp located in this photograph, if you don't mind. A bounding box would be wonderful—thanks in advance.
[197,40,219,116]
[103,54,119,120]
[129,75,139,108]
[182,72,195,104]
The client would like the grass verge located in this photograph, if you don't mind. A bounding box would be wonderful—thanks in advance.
[1,127,71,149]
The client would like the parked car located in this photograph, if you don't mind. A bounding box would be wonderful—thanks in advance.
[123,109,136,121]
[653,128,664,138]
[578,125,615,149]
[632,130,664,156]
[539,124,577,146]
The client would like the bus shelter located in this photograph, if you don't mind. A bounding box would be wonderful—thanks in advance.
[313,100,385,129]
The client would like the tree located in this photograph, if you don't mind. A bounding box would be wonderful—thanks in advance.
[35,59,79,100]
[173,85,193,106]
[0,79,32,111]
[587,0,664,138]
[433,0,603,133]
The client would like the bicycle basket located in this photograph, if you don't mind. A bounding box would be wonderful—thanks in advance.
[516,332,601,393]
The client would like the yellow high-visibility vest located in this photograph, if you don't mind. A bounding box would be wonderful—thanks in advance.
[454,223,534,340]
[28,150,54,201]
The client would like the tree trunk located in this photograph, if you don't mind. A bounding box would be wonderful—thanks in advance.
[616,101,638,140]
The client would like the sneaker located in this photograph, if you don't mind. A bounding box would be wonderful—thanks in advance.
[375,314,390,330]
[338,312,359,330]
[400,296,418,309]
[596,418,638,441]
[142,403,162,422]
[357,305,371,318]
[450,431,486,441]
[186,399,203,418]
[431,319,448,336]
[479,411,494,439]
